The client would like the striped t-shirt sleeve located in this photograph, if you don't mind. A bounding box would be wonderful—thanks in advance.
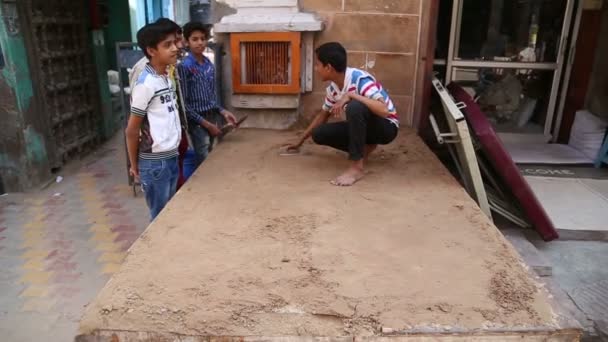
[357,76,385,102]
[322,86,337,112]
[130,82,155,117]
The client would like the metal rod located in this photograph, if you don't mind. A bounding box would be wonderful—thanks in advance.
[552,0,582,141]
[450,60,558,70]
[433,78,465,121]
[486,191,530,228]
[490,204,530,228]
[489,202,530,228]
[478,157,506,198]
[454,0,464,61]
[545,0,576,138]
[429,113,445,144]
[445,0,460,82]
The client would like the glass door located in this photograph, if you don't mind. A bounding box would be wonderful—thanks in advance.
[436,0,576,140]
[145,0,175,23]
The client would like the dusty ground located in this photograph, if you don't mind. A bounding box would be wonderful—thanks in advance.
[77,129,563,338]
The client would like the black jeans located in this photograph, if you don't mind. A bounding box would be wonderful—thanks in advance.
[312,100,398,160]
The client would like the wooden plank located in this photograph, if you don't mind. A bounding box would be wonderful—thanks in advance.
[230,34,242,92]
[76,330,581,342]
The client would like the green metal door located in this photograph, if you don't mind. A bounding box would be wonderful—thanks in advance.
[20,0,101,167]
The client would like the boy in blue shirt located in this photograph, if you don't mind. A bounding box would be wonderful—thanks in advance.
[125,23,182,220]
[178,21,239,167]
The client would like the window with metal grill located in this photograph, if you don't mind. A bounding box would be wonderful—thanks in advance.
[231,32,301,94]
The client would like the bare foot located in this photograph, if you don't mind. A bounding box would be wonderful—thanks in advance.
[330,165,365,186]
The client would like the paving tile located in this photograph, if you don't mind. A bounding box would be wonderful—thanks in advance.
[22,259,46,271]
[52,286,80,299]
[46,261,78,272]
[101,263,122,274]
[21,298,57,313]
[98,252,125,263]
[51,273,82,284]
[91,230,118,243]
[21,249,50,260]
[19,270,52,285]
[94,241,122,253]
[20,285,50,298]
[111,224,137,233]
[0,133,149,340]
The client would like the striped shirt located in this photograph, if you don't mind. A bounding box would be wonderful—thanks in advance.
[131,64,182,160]
[322,67,399,127]
[177,53,222,125]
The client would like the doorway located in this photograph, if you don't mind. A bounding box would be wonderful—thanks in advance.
[19,0,102,167]
[434,0,577,142]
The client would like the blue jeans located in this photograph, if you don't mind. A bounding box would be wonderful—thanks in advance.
[189,109,224,167]
[189,125,213,167]
[139,156,179,220]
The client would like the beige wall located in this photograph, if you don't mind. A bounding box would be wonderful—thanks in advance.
[299,0,422,127]
[212,0,426,129]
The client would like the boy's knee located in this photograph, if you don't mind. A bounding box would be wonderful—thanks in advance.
[345,100,366,118]
[312,126,325,145]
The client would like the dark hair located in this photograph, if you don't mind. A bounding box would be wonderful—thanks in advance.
[155,17,182,35]
[315,42,347,73]
[183,21,212,41]
[136,23,177,58]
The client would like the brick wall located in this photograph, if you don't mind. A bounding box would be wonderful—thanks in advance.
[299,0,422,127]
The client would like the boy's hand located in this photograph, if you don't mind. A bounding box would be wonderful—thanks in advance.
[201,119,223,137]
[205,123,222,137]
[129,166,140,182]
[283,141,302,153]
[331,93,350,118]
[223,111,238,126]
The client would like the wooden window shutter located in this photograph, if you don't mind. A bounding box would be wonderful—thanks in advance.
[230,32,301,94]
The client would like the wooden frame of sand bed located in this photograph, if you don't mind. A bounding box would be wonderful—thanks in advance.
[76,130,580,341]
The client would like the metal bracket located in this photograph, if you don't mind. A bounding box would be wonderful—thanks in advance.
[429,114,459,145]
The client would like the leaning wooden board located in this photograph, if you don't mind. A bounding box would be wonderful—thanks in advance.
[447,83,559,241]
